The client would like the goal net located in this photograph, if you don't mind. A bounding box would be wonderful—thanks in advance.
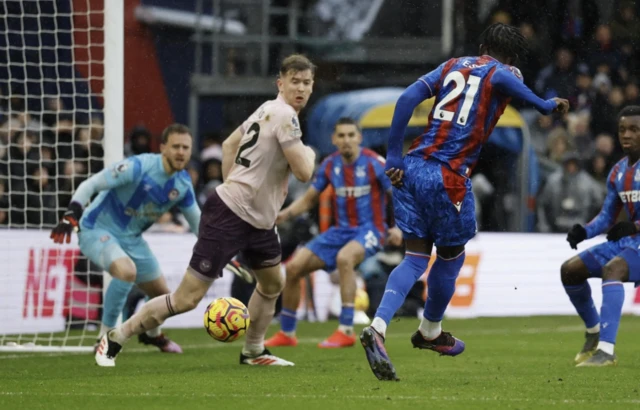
[0,0,122,352]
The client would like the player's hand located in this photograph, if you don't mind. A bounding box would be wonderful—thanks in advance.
[386,227,403,247]
[566,224,587,250]
[385,157,405,188]
[275,209,291,225]
[552,98,570,114]
[606,221,638,242]
[50,202,82,244]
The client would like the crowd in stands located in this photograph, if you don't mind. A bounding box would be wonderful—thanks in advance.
[1,1,639,237]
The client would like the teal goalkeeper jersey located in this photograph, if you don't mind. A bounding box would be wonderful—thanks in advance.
[74,153,200,238]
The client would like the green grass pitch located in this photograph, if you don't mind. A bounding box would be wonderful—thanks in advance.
[2,316,640,410]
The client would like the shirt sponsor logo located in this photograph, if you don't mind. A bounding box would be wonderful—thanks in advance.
[335,185,371,198]
[618,190,640,203]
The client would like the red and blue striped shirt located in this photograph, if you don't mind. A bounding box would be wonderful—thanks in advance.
[312,148,391,237]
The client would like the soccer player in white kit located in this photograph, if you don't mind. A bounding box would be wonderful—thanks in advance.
[96,54,317,367]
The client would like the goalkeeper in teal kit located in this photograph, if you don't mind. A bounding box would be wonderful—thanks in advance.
[52,124,206,352]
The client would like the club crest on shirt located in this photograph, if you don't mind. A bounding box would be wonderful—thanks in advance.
[168,188,180,200]
[111,162,128,178]
[355,165,366,178]
[634,169,640,182]
[100,235,110,242]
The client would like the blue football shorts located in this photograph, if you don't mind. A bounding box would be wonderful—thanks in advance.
[393,156,476,246]
[78,225,161,284]
[305,225,383,271]
[579,234,640,283]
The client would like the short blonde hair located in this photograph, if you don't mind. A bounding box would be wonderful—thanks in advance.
[279,54,316,77]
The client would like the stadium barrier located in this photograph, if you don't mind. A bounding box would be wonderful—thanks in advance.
[3,230,640,335]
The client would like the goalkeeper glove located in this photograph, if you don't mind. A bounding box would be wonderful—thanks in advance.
[566,224,587,250]
[606,221,638,242]
[50,202,82,244]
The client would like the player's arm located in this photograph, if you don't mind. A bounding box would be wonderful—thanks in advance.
[278,156,331,224]
[277,186,320,224]
[386,79,435,169]
[178,187,201,236]
[490,68,568,114]
[568,170,622,249]
[385,189,403,246]
[51,157,141,244]
[221,126,244,181]
[277,112,316,183]
[282,142,316,183]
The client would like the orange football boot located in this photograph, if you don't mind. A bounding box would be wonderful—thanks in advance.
[264,331,298,347]
[318,330,356,348]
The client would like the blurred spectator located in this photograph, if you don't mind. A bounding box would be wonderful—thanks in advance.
[585,152,610,188]
[566,112,592,157]
[535,47,585,100]
[609,1,640,47]
[124,126,153,157]
[529,114,555,155]
[198,158,223,205]
[624,82,640,105]
[25,166,57,227]
[591,85,625,139]
[537,152,603,233]
[546,127,574,164]
[570,66,595,113]
[587,25,621,82]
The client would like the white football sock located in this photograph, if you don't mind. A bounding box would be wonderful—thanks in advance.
[419,318,442,340]
[586,323,600,334]
[371,317,387,338]
[597,341,615,355]
[338,324,354,335]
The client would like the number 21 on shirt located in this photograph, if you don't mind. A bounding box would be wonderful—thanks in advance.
[433,71,481,126]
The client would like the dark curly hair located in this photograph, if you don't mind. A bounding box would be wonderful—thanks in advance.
[479,23,528,65]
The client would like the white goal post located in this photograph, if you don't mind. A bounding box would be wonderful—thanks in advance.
[0,0,123,352]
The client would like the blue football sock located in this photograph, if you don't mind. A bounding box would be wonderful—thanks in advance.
[102,278,134,328]
[423,252,465,322]
[280,308,297,333]
[375,252,430,325]
[600,280,625,344]
[339,305,355,327]
[563,282,599,329]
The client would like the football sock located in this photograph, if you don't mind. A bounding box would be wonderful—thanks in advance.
[99,323,112,338]
[244,287,279,353]
[280,308,297,337]
[145,326,161,338]
[563,282,600,329]
[600,280,624,346]
[370,317,387,338]
[597,341,615,355]
[374,252,430,332]
[419,318,442,340]
[102,278,133,328]
[423,252,465,322]
[111,294,176,345]
[587,323,600,334]
[338,305,355,335]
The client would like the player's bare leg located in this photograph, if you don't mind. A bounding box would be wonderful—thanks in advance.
[411,244,465,356]
[560,256,600,364]
[136,276,183,353]
[319,240,365,348]
[95,268,211,367]
[265,248,325,347]
[240,263,294,366]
